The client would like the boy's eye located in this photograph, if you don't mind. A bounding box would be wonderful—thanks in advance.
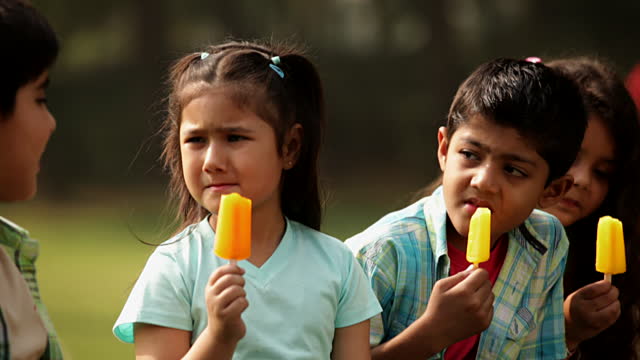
[460,149,479,161]
[505,165,527,177]
[36,97,48,105]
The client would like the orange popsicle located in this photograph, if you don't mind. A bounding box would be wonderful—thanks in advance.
[595,216,626,282]
[214,193,252,264]
[466,207,491,268]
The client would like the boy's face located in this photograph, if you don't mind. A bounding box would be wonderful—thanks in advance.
[438,114,569,246]
[0,71,56,201]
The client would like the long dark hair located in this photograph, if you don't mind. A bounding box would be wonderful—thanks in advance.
[161,40,325,233]
[549,57,640,360]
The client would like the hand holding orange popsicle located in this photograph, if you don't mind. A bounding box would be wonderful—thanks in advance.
[214,193,252,265]
[596,216,626,282]
[466,207,491,269]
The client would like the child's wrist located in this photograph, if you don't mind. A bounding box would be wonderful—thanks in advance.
[415,313,448,355]
[206,325,241,347]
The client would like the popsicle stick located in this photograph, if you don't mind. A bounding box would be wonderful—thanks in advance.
[230,259,237,266]
[473,262,479,269]
[604,273,612,283]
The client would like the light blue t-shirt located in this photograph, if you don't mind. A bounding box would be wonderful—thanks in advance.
[113,217,381,359]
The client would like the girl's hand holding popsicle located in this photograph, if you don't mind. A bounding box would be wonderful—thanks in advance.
[564,215,625,351]
[204,193,252,347]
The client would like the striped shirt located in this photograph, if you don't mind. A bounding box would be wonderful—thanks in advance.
[0,217,64,360]
[346,187,568,359]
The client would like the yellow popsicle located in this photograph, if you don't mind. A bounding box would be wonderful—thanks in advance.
[214,193,252,263]
[595,216,626,282]
[466,207,491,268]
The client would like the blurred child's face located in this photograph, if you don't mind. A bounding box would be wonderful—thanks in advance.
[179,87,299,222]
[438,114,568,247]
[0,71,55,201]
[543,116,614,226]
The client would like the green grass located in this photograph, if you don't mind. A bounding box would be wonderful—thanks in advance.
[0,186,415,359]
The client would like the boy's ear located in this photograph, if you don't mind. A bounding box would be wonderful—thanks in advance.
[282,123,303,170]
[437,127,449,171]
[538,174,574,208]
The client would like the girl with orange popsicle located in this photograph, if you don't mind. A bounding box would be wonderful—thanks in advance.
[113,40,381,360]
[542,58,640,360]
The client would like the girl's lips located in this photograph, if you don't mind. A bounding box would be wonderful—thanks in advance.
[207,184,237,192]
[560,198,580,209]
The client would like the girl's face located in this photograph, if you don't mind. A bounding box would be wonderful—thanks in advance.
[0,71,55,201]
[543,115,615,226]
[179,87,299,221]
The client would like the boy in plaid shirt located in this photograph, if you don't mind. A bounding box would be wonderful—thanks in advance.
[347,58,587,359]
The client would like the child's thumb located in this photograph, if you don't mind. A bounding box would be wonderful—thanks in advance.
[439,265,475,290]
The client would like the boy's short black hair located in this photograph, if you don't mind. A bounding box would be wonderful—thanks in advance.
[447,58,587,183]
[0,0,58,116]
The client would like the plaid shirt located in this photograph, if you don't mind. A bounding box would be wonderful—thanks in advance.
[0,217,63,360]
[346,187,568,359]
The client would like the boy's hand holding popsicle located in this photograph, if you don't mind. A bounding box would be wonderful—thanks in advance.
[565,216,624,351]
[412,208,494,353]
[205,193,252,347]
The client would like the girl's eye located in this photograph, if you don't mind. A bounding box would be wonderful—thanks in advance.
[228,134,247,142]
[505,165,527,178]
[186,136,205,143]
[36,97,48,105]
[594,168,612,180]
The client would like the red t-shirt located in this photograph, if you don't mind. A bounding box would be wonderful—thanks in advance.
[443,235,508,360]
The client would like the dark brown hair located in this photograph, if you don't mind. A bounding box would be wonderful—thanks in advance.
[549,57,640,360]
[0,0,58,116]
[413,58,587,200]
[161,40,325,233]
[447,58,586,183]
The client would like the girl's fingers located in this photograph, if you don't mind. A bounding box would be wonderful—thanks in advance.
[222,295,250,317]
[213,285,247,315]
[210,273,245,296]
[208,264,245,286]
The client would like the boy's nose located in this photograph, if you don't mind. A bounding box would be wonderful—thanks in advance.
[470,165,499,193]
[47,110,56,133]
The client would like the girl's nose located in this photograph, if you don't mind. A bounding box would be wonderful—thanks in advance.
[203,143,225,172]
[570,162,591,189]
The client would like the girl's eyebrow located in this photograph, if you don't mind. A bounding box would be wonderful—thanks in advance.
[216,126,253,133]
[180,124,254,135]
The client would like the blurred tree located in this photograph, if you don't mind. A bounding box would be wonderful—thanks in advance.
[30,0,640,200]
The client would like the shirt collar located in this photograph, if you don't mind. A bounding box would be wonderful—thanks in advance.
[0,216,29,249]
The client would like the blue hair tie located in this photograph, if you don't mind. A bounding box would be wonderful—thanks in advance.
[200,52,210,60]
[269,56,285,78]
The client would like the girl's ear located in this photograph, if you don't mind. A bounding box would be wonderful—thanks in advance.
[538,174,574,208]
[283,123,303,170]
[437,127,449,172]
